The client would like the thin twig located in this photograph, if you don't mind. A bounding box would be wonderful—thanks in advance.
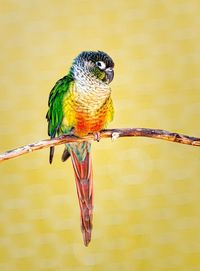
[0,128,199,162]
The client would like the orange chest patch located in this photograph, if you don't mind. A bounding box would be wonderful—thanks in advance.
[74,110,107,136]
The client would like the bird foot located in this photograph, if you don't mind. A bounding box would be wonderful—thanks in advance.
[93,132,101,142]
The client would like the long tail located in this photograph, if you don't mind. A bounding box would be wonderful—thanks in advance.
[69,142,93,246]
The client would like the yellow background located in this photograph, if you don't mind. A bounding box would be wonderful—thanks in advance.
[0,1,200,270]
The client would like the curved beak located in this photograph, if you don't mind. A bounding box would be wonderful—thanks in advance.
[105,67,114,83]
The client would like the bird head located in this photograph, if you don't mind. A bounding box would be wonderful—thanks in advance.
[71,51,114,84]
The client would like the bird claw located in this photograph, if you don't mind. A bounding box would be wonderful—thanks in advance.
[93,132,101,142]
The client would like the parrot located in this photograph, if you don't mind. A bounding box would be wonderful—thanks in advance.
[46,51,114,246]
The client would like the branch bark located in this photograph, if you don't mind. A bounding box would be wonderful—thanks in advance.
[0,128,199,162]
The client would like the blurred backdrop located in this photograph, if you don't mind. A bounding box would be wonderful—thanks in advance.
[0,1,200,270]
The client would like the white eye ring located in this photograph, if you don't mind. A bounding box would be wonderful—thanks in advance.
[96,61,106,70]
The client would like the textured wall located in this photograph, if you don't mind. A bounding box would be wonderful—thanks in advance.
[0,1,200,270]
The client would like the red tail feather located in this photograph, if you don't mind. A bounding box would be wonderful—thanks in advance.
[70,150,93,246]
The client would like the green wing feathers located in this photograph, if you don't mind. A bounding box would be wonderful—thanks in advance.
[46,74,73,163]
[46,75,72,137]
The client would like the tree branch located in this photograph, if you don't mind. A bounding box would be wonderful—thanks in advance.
[0,128,199,162]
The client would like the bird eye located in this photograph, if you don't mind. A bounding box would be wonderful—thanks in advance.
[96,61,106,70]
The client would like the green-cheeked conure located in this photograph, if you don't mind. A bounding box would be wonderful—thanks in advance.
[46,51,114,246]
